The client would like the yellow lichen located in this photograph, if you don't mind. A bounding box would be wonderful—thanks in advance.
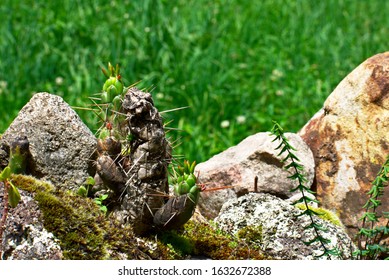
[296,203,344,227]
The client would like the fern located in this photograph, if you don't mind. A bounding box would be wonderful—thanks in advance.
[355,155,389,260]
[270,121,339,259]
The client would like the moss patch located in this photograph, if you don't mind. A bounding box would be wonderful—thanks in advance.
[12,174,169,260]
[159,221,270,260]
[11,174,270,260]
[237,225,263,244]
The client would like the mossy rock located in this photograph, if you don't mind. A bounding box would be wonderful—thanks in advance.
[8,174,272,260]
[157,220,270,260]
[10,174,169,260]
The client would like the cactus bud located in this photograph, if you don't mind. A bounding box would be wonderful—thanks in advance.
[8,181,21,208]
[188,185,201,204]
[186,173,196,187]
[0,166,11,181]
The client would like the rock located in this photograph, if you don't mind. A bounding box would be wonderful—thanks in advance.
[0,93,97,190]
[298,52,389,235]
[195,132,315,219]
[0,187,63,260]
[215,193,355,260]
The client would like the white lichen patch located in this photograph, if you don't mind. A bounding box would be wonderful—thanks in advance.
[215,193,356,260]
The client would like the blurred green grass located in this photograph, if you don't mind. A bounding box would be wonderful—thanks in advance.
[0,0,388,162]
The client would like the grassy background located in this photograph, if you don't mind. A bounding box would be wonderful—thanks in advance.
[0,0,388,163]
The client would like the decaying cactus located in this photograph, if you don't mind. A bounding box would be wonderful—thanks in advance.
[154,160,203,230]
[91,63,207,235]
[91,64,170,235]
[116,87,172,234]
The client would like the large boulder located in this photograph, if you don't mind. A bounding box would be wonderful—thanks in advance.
[195,132,315,219]
[0,93,97,190]
[215,193,355,260]
[298,52,389,236]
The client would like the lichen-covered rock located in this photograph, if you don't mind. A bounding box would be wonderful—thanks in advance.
[196,132,315,219]
[1,174,169,260]
[0,93,97,190]
[298,52,389,235]
[215,193,355,260]
[0,187,62,260]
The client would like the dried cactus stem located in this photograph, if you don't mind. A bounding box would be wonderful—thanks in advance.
[153,194,197,230]
[119,87,171,235]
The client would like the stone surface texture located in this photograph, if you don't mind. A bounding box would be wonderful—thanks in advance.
[298,52,389,234]
[195,132,315,219]
[215,193,355,260]
[0,93,97,190]
[0,188,63,260]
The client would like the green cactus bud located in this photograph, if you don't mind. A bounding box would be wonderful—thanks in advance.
[8,181,21,208]
[98,127,111,139]
[102,75,123,94]
[180,181,191,195]
[188,185,201,204]
[186,173,197,187]
[0,166,11,181]
[101,91,109,104]
[112,95,122,111]
[183,160,190,174]
[189,161,196,173]
[176,176,183,184]
[177,165,185,176]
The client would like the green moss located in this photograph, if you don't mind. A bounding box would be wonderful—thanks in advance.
[12,174,168,260]
[237,225,263,244]
[34,190,107,259]
[11,174,53,193]
[296,203,344,227]
[175,220,270,260]
[157,230,195,258]
[11,174,270,260]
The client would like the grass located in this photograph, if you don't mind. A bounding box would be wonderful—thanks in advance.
[0,0,388,163]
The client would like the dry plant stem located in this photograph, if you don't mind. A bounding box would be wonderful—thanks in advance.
[0,181,10,257]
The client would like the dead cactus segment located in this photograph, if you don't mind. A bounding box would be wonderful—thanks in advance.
[115,87,171,235]
[153,194,197,230]
[153,161,202,230]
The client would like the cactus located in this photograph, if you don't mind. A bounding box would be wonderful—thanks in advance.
[91,63,172,235]
[153,160,203,230]
[91,63,207,235]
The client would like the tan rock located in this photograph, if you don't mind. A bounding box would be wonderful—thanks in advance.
[299,52,389,236]
[196,132,315,219]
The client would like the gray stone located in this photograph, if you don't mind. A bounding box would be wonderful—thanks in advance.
[196,132,315,219]
[1,188,63,260]
[0,93,97,190]
[215,193,356,260]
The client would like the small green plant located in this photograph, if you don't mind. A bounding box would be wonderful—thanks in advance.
[270,121,339,258]
[0,137,29,258]
[94,194,108,214]
[77,176,95,197]
[355,155,389,260]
